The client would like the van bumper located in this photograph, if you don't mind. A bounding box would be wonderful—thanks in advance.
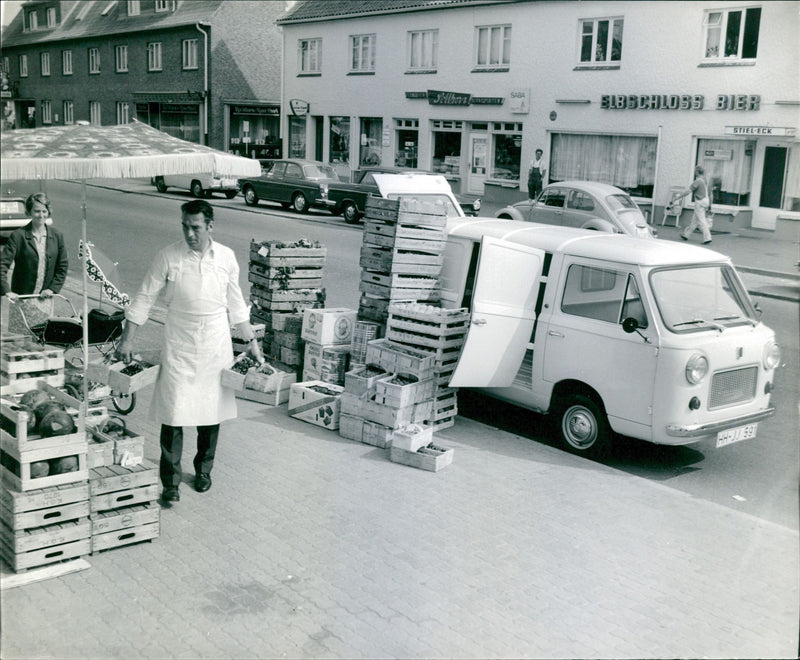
[665,408,775,438]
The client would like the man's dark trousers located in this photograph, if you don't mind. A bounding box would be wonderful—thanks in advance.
[159,424,220,487]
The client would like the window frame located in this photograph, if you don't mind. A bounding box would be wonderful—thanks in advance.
[182,39,198,70]
[147,42,163,72]
[116,101,130,125]
[40,52,50,77]
[298,38,322,74]
[407,29,438,72]
[46,7,56,28]
[474,24,511,70]
[27,10,38,31]
[115,45,128,73]
[88,47,101,74]
[41,100,52,124]
[155,0,169,12]
[90,100,101,125]
[127,1,140,16]
[577,16,624,66]
[349,34,376,73]
[19,55,28,77]
[63,100,74,125]
[62,50,72,75]
[702,6,761,61]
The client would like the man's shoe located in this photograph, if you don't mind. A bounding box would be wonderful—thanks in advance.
[680,234,688,241]
[703,240,712,244]
[195,473,212,493]
[162,486,180,502]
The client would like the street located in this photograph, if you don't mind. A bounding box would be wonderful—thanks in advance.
[28,179,800,530]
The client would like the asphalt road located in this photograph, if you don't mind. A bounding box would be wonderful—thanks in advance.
[11,178,799,531]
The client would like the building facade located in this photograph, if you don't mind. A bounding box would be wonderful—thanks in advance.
[277,0,800,230]
[1,0,286,158]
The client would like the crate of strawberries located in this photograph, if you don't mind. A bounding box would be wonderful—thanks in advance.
[106,357,160,395]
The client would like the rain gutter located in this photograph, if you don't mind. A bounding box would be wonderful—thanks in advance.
[196,23,209,145]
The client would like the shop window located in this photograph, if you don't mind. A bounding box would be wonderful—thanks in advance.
[395,119,419,168]
[703,7,760,60]
[350,34,375,73]
[550,133,657,198]
[360,118,382,166]
[408,30,438,71]
[329,116,350,163]
[491,123,522,181]
[579,17,623,64]
[289,116,306,158]
[62,50,72,75]
[115,45,128,73]
[161,104,200,142]
[299,38,322,74]
[229,105,281,158]
[88,47,100,74]
[63,100,74,125]
[696,139,755,206]
[147,43,162,71]
[116,102,130,125]
[182,39,198,70]
[40,52,50,76]
[474,25,511,69]
[432,120,463,175]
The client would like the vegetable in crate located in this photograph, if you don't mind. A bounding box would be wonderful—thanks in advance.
[30,461,50,478]
[34,399,65,427]
[231,356,258,374]
[49,455,78,474]
[119,361,153,376]
[19,389,50,411]
[38,409,75,437]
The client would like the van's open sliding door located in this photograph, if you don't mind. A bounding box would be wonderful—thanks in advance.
[449,236,545,388]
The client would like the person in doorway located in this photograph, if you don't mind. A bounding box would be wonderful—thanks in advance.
[1,192,68,301]
[117,199,263,503]
[527,149,546,199]
[674,165,712,244]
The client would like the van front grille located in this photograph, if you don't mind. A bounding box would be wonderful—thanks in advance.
[709,366,758,409]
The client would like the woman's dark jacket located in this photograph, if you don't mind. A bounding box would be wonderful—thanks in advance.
[0,223,69,296]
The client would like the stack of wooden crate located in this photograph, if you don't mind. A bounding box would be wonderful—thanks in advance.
[384,303,469,431]
[89,460,159,554]
[338,339,435,449]
[0,383,91,572]
[358,197,447,324]
[248,239,326,371]
[300,308,356,385]
[0,340,65,395]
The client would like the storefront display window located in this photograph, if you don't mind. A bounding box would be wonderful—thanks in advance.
[432,121,463,175]
[491,123,522,181]
[228,104,280,159]
[396,121,419,168]
[360,117,382,166]
[161,104,199,142]
[550,133,657,198]
[330,116,350,163]
[784,147,800,213]
[289,116,306,159]
[696,138,754,207]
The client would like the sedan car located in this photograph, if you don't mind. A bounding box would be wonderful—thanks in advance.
[240,159,339,213]
[495,181,655,238]
[154,172,239,199]
[0,195,30,242]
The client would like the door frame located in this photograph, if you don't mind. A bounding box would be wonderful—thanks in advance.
[751,140,794,230]
[467,132,488,195]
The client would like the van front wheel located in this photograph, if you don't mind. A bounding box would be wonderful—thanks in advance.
[555,394,612,459]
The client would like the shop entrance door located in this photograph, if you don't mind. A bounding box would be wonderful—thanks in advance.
[468,134,487,194]
[753,145,787,229]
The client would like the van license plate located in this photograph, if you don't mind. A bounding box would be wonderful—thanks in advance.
[716,423,757,448]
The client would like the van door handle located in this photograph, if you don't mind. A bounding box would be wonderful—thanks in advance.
[472,318,487,326]
[548,330,564,338]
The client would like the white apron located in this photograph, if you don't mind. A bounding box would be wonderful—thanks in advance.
[150,257,236,427]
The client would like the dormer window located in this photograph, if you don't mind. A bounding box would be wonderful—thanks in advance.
[155,0,170,12]
[127,1,140,16]
[27,10,38,31]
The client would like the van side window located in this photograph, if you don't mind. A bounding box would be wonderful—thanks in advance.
[621,274,648,328]
[561,264,626,323]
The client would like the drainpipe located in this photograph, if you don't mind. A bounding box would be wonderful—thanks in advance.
[196,23,209,145]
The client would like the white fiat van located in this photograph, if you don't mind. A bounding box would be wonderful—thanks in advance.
[439,217,780,458]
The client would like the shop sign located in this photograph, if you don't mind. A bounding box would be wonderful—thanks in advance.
[601,94,763,111]
[509,89,530,114]
[471,97,504,105]
[725,125,797,136]
[405,92,428,99]
[289,99,309,116]
[231,104,279,116]
[704,149,733,160]
[162,103,199,114]
[427,90,471,106]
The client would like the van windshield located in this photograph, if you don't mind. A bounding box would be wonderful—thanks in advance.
[650,265,757,333]
[386,193,462,216]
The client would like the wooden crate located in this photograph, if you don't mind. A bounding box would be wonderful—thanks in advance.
[235,384,292,406]
[339,392,432,429]
[106,361,160,395]
[359,279,441,303]
[0,372,65,395]
[364,339,435,380]
[357,294,398,324]
[0,342,64,374]
[344,365,389,396]
[363,219,447,242]
[390,424,434,452]
[1,517,91,554]
[1,440,88,492]
[247,271,323,290]
[87,438,114,468]
[249,262,324,281]
[91,502,160,554]
[389,443,454,472]
[364,197,449,226]
[250,239,326,263]
[272,330,302,350]
[338,413,393,449]
[0,482,89,530]
[89,460,158,499]
[387,303,469,333]
[1,382,86,452]
[361,271,440,291]
[0,527,90,572]
[362,232,447,254]
[374,376,436,408]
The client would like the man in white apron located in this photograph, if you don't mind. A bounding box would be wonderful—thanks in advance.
[117,199,263,503]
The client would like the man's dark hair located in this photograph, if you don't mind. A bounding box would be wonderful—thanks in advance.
[181,199,214,224]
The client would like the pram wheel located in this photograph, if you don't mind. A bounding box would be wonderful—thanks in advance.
[111,391,136,415]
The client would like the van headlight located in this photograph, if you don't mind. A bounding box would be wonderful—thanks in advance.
[685,353,709,384]
[763,340,781,370]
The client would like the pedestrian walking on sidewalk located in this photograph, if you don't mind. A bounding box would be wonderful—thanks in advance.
[674,166,712,244]
[117,199,263,503]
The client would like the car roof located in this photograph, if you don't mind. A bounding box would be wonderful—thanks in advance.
[544,181,631,196]
[275,158,328,166]
[446,217,728,267]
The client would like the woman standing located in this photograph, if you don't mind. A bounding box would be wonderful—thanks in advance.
[0,192,69,301]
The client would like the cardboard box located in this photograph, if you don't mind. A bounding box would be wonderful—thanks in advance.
[301,308,357,345]
[288,381,344,430]
[303,343,350,385]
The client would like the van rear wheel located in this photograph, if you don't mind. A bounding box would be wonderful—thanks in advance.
[555,394,612,459]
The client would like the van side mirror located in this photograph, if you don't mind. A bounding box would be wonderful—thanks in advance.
[622,317,639,333]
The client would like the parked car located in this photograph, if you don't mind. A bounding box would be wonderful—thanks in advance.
[327,166,481,224]
[239,159,339,213]
[154,172,239,199]
[495,181,655,238]
[0,195,31,242]
[369,173,467,219]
